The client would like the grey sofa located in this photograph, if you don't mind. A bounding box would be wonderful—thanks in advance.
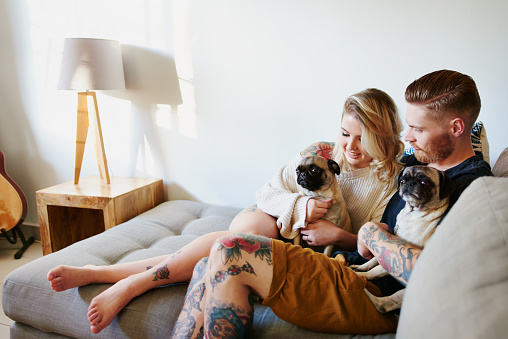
[3,148,508,338]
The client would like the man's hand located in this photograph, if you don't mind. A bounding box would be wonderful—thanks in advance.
[306,198,332,222]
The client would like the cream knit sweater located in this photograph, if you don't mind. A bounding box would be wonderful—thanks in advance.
[256,154,397,239]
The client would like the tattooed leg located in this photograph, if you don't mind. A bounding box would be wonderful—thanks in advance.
[205,296,255,338]
[172,258,209,339]
[203,234,275,338]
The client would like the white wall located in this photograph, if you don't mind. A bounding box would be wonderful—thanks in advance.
[1,0,507,226]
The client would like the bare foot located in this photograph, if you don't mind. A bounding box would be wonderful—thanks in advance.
[87,276,140,334]
[47,265,97,292]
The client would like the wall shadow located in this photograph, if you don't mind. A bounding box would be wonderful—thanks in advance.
[0,0,57,225]
[106,44,193,201]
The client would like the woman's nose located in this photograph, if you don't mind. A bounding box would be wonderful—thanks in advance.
[347,139,359,151]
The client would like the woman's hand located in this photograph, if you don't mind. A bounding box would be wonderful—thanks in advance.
[306,198,332,223]
[300,220,357,251]
[300,219,339,246]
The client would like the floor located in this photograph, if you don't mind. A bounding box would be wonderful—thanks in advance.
[0,238,43,338]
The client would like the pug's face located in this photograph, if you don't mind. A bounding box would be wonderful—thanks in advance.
[398,165,453,209]
[296,156,340,192]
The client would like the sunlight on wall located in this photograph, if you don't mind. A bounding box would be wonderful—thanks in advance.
[171,0,197,139]
[155,104,172,129]
[136,135,156,176]
[26,0,199,175]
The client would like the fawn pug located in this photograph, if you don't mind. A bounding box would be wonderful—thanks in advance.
[294,155,352,256]
[352,165,454,313]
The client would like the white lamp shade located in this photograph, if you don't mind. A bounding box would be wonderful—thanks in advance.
[58,38,126,90]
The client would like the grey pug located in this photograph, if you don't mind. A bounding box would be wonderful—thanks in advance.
[294,155,352,256]
[352,165,454,313]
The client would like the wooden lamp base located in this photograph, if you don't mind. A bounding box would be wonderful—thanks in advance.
[75,91,110,185]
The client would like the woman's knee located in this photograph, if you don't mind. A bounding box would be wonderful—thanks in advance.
[229,208,279,238]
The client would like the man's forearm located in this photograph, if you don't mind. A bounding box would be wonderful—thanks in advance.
[359,223,422,286]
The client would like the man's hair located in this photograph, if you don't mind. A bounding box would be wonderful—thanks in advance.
[405,70,481,130]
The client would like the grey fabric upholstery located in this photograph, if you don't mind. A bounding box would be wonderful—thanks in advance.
[397,176,508,338]
[3,200,389,338]
[7,176,506,338]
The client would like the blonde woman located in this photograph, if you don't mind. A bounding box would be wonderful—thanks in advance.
[230,88,404,250]
[47,88,404,335]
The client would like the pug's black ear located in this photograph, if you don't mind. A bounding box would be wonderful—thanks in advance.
[397,168,406,189]
[327,159,340,175]
[438,171,455,200]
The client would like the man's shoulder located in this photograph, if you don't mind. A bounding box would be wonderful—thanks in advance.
[446,154,493,183]
[444,154,493,214]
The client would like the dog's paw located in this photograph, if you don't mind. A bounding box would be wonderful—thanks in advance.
[349,264,366,272]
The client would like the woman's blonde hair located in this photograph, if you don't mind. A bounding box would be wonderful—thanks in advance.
[332,88,404,186]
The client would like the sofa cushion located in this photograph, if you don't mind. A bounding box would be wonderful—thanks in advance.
[4,200,392,338]
[492,147,508,177]
[397,176,508,338]
[3,201,242,339]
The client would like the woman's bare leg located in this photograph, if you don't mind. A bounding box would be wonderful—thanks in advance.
[48,206,278,293]
[46,205,279,334]
[228,206,280,239]
[85,230,236,334]
[86,207,281,334]
[47,255,170,292]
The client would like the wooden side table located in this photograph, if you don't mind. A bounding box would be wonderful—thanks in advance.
[36,176,164,255]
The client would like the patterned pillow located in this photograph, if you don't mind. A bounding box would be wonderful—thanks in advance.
[403,121,490,163]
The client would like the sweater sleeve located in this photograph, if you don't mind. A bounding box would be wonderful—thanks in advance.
[370,184,397,223]
[256,155,309,239]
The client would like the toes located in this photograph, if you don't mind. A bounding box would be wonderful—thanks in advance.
[88,310,100,324]
[90,324,104,334]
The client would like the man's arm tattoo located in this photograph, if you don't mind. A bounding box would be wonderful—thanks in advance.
[363,224,421,285]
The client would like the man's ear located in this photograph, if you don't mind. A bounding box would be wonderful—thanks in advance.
[450,118,466,137]
[327,159,341,175]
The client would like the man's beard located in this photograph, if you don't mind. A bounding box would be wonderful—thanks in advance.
[411,133,455,164]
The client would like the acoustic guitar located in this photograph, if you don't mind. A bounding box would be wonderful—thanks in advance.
[0,151,33,258]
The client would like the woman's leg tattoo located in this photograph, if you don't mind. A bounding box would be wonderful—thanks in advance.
[205,294,254,338]
[171,257,209,339]
[203,234,274,338]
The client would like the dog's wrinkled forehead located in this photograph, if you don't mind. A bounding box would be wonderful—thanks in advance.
[299,156,328,168]
[401,166,440,190]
